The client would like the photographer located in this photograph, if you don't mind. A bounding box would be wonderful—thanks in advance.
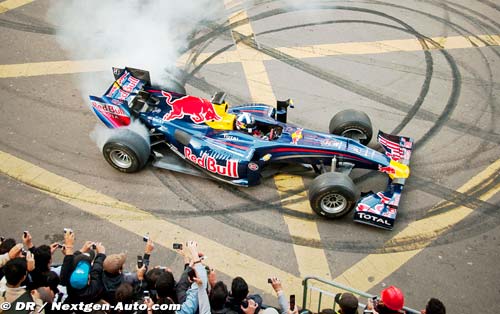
[59,229,106,304]
[364,286,405,314]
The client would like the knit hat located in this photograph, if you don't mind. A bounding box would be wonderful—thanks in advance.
[334,293,359,314]
[103,253,126,274]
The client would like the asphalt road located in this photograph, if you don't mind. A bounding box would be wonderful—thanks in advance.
[1,0,499,313]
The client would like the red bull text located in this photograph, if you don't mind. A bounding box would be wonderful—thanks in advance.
[184,147,239,178]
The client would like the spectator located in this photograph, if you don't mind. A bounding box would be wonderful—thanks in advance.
[59,230,106,304]
[421,298,445,314]
[269,277,290,314]
[364,286,405,314]
[0,257,45,314]
[227,277,263,314]
[156,271,177,304]
[102,252,144,305]
[0,240,19,281]
[210,281,230,314]
[334,293,359,314]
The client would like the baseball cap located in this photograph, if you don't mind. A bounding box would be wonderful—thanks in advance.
[334,293,359,314]
[380,286,404,311]
[70,260,90,289]
[103,253,126,274]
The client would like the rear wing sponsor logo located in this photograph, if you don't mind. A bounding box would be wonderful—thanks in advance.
[106,71,143,101]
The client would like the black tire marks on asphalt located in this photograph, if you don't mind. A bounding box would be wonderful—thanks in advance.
[160,1,500,252]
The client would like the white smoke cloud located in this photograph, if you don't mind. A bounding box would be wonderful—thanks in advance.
[90,119,150,152]
[47,0,224,150]
[47,0,225,93]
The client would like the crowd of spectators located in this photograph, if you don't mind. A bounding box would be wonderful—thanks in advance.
[0,231,445,314]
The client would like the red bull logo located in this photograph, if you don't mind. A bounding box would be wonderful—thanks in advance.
[106,72,141,101]
[291,128,303,144]
[378,164,396,175]
[91,100,130,127]
[184,147,239,178]
[162,91,221,124]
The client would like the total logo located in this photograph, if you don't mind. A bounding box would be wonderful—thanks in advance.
[356,212,392,226]
[184,147,239,178]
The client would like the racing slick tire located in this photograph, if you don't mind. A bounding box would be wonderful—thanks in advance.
[308,172,360,219]
[329,109,373,145]
[103,129,150,173]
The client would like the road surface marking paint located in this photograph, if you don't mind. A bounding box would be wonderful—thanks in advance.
[0,0,34,14]
[0,150,303,295]
[334,159,500,291]
[180,34,500,66]
[225,2,275,105]
[224,4,331,299]
[275,174,332,307]
[0,60,114,78]
[1,35,498,78]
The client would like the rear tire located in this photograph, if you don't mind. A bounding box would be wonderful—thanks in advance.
[329,109,373,145]
[103,129,150,173]
[308,172,360,218]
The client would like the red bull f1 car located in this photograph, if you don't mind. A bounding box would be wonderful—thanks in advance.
[89,67,413,230]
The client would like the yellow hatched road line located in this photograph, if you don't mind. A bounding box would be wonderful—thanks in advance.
[0,0,34,14]
[0,150,303,296]
[182,34,500,65]
[334,159,500,291]
[2,34,498,79]
[225,2,275,105]
[224,3,331,291]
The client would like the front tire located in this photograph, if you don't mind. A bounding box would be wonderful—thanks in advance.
[308,172,360,218]
[329,109,373,145]
[103,129,150,173]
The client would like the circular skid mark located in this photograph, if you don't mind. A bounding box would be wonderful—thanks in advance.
[146,0,500,253]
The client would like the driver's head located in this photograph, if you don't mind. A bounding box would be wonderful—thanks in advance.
[236,112,255,134]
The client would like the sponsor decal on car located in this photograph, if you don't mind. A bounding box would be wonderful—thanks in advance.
[291,128,303,144]
[162,91,221,124]
[355,212,393,227]
[320,138,342,148]
[248,162,259,171]
[106,72,142,101]
[378,164,396,175]
[184,147,239,178]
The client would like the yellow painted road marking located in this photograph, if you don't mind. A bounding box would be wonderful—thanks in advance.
[1,34,498,79]
[0,150,303,295]
[181,34,500,65]
[225,2,275,105]
[0,0,34,14]
[0,60,113,78]
[334,159,500,291]
[275,174,331,278]
[224,4,331,296]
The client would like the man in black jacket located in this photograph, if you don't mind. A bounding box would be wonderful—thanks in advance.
[59,230,106,304]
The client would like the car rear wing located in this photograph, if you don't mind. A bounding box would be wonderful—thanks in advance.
[89,67,149,128]
[353,131,414,230]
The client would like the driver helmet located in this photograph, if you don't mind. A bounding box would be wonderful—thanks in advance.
[236,112,255,134]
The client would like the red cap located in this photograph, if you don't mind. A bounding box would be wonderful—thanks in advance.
[381,286,404,311]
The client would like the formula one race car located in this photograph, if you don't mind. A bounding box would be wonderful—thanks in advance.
[89,67,413,230]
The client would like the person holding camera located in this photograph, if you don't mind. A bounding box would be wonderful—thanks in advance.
[59,229,107,304]
[364,286,405,314]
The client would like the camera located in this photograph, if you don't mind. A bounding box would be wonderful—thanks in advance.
[1,236,5,242]
[23,231,28,238]
[63,228,72,234]
[172,243,183,250]
[91,243,97,250]
[290,295,295,310]
[21,248,27,256]
[143,290,150,300]
[187,267,196,281]
[267,278,272,284]
[143,235,149,242]
[57,243,65,249]
[137,255,143,268]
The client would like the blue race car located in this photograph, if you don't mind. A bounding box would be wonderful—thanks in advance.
[89,67,413,230]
